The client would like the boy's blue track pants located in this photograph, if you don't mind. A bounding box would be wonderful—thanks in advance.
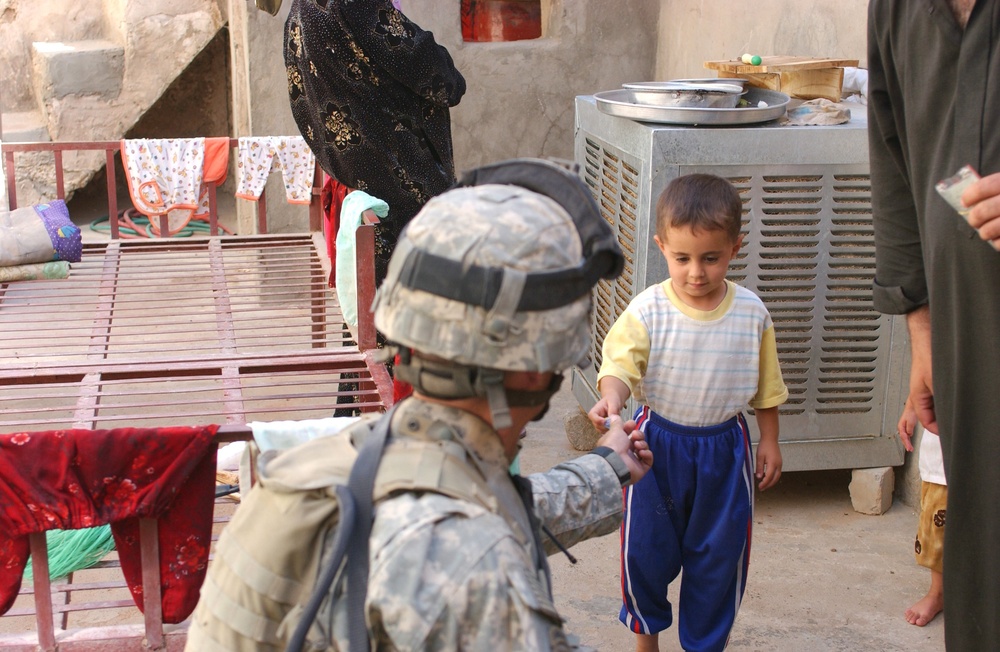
[619,407,754,652]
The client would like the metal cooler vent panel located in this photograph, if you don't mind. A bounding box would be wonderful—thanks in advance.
[710,167,887,432]
[582,136,640,375]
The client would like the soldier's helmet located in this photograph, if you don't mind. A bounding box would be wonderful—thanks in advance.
[374,158,623,427]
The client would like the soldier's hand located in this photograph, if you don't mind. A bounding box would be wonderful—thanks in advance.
[595,416,653,485]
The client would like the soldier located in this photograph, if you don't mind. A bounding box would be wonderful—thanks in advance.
[185,158,653,651]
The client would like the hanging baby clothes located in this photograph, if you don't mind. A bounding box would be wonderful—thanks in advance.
[121,138,206,235]
[189,136,231,225]
[235,136,316,205]
[0,425,219,623]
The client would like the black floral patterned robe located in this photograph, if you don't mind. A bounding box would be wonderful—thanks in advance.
[284,0,466,283]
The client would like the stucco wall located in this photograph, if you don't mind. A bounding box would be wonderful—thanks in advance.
[655,0,869,80]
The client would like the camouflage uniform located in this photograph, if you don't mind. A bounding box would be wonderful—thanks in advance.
[185,398,624,651]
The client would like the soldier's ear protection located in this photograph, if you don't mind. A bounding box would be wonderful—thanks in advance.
[393,158,624,313]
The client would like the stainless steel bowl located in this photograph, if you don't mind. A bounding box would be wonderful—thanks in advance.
[621,81,744,109]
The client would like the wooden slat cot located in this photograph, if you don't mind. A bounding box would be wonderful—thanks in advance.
[0,139,392,650]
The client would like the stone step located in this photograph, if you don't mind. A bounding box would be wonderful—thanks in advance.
[31,40,125,103]
[1,110,50,143]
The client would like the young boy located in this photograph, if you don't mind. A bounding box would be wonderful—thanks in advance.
[589,173,788,652]
[897,396,946,627]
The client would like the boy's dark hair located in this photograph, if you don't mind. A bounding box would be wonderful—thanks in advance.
[655,174,743,242]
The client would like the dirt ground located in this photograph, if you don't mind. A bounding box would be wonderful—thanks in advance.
[520,384,946,652]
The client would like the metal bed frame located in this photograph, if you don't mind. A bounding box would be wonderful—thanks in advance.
[0,139,393,650]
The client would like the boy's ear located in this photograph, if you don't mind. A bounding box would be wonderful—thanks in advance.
[731,233,745,256]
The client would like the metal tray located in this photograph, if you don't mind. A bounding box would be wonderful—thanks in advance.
[594,86,789,126]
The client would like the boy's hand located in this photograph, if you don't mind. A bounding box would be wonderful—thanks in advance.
[755,438,782,491]
[589,377,631,431]
[588,396,621,432]
[897,397,917,453]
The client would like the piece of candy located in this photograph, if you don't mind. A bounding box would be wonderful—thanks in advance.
[741,53,762,66]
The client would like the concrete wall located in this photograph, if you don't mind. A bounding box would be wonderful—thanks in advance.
[655,0,869,80]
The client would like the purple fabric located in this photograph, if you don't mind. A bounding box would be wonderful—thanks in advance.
[34,200,81,263]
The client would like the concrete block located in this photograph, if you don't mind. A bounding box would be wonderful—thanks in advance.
[32,40,124,101]
[565,409,601,451]
[849,467,895,515]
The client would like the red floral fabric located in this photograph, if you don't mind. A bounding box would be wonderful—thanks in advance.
[0,425,218,623]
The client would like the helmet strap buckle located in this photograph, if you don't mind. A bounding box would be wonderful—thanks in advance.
[483,267,526,344]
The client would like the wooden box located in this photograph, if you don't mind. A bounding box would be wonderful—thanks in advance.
[704,56,859,102]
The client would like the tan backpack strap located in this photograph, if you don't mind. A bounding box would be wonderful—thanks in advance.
[373,439,498,511]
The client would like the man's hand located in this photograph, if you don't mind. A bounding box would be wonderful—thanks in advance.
[963,171,1000,251]
[595,417,652,485]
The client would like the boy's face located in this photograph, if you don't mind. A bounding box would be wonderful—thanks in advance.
[654,224,742,311]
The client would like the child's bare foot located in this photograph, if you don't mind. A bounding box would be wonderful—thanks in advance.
[905,590,943,626]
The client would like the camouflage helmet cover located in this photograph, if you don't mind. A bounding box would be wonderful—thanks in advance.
[374,183,593,372]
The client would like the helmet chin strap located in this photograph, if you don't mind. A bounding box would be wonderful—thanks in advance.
[391,347,563,431]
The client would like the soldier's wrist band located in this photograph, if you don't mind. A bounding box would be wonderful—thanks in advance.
[589,446,632,487]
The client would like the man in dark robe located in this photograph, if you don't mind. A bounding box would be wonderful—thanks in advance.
[868,0,1000,647]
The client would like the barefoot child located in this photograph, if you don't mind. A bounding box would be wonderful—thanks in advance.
[589,174,788,652]
[898,397,946,627]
